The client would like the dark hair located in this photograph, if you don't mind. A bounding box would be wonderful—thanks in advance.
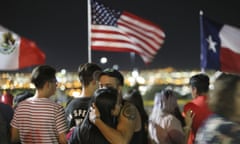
[99,68,124,86]
[209,73,240,119]
[189,73,209,94]
[124,88,149,143]
[78,63,102,86]
[125,89,148,124]
[93,87,118,125]
[77,87,118,144]
[31,65,56,89]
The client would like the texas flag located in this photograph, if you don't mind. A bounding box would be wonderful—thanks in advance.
[200,14,240,74]
[0,25,45,70]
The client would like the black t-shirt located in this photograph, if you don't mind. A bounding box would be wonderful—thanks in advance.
[0,102,13,144]
[65,97,92,130]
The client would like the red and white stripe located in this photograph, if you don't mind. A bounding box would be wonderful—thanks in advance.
[91,11,165,64]
[220,24,240,73]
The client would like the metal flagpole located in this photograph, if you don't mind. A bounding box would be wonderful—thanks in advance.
[199,10,205,73]
[87,0,92,63]
[130,52,135,67]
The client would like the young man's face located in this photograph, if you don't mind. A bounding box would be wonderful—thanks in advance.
[47,78,57,96]
[98,75,119,89]
[190,86,197,98]
[98,75,123,105]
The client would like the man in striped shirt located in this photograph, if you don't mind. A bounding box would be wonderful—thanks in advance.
[11,65,68,144]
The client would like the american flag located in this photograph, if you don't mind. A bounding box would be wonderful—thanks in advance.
[91,0,166,64]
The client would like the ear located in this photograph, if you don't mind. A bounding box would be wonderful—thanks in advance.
[192,87,198,97]
[192,87,197,93]
[44,81,50,88]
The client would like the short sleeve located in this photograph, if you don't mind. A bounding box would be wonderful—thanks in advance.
[55,105,68,134]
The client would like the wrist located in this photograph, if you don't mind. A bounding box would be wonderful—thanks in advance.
[92,115,101,124]
[184,126,191,131]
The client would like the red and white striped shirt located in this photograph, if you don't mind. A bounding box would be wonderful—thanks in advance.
[11,97,67,144]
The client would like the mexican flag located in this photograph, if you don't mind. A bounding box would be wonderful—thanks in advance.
[0,25,45,70]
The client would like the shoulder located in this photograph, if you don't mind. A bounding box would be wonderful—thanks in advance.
[196,114,240,143]
[192,95,208,105]
[120,101,138,121]
[167,115,183,130]
[183,101,197,112]
[40,98,65,110]
[159,114,180,125]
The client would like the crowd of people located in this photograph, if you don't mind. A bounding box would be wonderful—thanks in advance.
[1,63,240,144]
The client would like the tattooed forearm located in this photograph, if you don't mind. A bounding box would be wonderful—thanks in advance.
[122,103,137,120]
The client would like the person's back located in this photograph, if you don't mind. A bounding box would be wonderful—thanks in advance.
[183,73,212,144]
[184,95,211,132]
[65,97,91,128]
[11,65,67,144]
[65,63,102,130]
[149,88,185,144]
[12,97,66,143]
[0,102,13,144]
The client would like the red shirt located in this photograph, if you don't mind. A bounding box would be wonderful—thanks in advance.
[0,93,13,106]
[183,95,212,144]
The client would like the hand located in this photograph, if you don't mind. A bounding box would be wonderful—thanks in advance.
[89,103,101,124]
[185,110,195,129]
[149,120,167,142]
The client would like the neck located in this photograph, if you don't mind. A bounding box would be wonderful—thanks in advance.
[34,90,48,98]
[80,86,94,97]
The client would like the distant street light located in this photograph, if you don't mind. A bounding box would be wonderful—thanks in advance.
[113,64,119,70]
[100,57,108,64]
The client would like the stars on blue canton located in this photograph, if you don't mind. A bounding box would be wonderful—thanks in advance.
[91,0,122,26]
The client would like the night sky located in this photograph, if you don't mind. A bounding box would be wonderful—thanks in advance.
[1,0,239,72]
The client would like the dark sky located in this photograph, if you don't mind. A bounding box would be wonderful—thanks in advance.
[1,0,239,72]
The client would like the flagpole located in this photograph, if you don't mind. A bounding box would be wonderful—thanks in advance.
[130,52,135,67]
[87,0,92,63]
[199,10,205,73]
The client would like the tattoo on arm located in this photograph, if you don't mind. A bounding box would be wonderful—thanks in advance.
[122,103,137,120]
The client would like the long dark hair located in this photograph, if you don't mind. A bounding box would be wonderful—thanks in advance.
[78,87,118,144]
[125,89,148,125]
[124,88,149,144]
